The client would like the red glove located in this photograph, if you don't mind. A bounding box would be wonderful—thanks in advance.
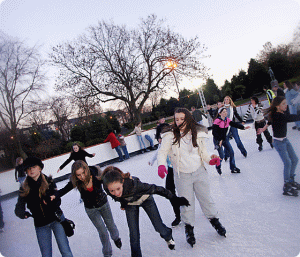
[209,157,221,166]
[158,165,168,179]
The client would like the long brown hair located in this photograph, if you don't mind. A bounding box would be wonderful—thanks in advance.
[71,160,92,190]
[284,80,293,91]
[264,96,286,123]
[101,166,131,188]
[20,173,49,198]
[172,107,207,147]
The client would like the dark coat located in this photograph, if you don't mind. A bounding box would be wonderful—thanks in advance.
[57,173,108,209]
[59,149,94,170]
[104,176,174,208]
[212,117,245,142]
[15,174,62,227]
[15,164,26,181]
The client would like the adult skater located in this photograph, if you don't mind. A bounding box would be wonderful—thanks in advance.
[213,107,250,174]
[242,96,273,151]
[223,96,247,158]
[157,107,226,247]
[258,96,300,196]
[57,142,95,173]
[104,129,124,162]
[15,157,73,257]
[52,160,121,257]
[101,166,189,256]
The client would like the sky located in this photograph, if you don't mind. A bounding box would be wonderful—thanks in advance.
[1,121,300,256]
[0,0,300,104]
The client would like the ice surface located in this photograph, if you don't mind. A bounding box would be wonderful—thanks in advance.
[1,124,300,257]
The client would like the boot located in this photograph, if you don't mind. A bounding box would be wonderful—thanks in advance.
[185,224,195,247]
[209,218,226,237]
[283,182,298,196]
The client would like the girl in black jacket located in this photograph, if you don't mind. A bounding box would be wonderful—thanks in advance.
[15,157,73,257]
[101,166,189,257]
[52,160,121,257]
[57,143,95,173]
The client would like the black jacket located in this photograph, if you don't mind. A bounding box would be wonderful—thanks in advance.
[15,174,62,227]
[104,176,174,208]
[59,149,94,170]
[212,117,245,142]
[57,174,108,209]
[15,164,26,181]
[155,123,170,141]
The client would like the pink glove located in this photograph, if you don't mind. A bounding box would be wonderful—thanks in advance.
[209,157,221,166]
[158,165,168,179]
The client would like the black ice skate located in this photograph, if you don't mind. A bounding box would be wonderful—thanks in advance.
[216,166,222,175]
[171,217,181,227]
[114,238,122,249]
[258,144,263,151]
[166,237,175,250]
[209,218,226,237]
[283,183,298,197]
[231,167,240,174]
[185,224,195,247]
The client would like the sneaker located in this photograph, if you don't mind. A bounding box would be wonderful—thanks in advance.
[209,218,226,237]
[283,183,298,197]
[258,145,263,151]
[114,238,122,249]
[171,217,181,227]
[166,238,175,250]
[216,166,222,175]
[292,126,298,130]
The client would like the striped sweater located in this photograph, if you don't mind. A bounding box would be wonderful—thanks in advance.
[242,104,264,122]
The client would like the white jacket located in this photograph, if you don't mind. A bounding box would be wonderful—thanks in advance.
[157,130,211,175]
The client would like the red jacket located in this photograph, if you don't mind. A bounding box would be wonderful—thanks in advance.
[104,132,121,149]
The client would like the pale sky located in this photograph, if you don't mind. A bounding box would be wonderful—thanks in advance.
[1,0,300,98]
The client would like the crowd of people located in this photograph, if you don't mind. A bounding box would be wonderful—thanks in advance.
[3,80,300,256]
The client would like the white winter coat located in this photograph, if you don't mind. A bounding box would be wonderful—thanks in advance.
[157,130,211,175]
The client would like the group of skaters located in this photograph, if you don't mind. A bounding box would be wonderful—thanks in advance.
[10,80,300,256]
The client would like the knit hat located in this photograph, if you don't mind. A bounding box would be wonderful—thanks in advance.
[23,157,44,171]
[218,107,226,114]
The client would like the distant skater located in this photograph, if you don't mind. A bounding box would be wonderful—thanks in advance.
[104,129,124,162]
[15,157,26,184]
[57,142,95,173]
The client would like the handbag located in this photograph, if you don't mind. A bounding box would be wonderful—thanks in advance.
[60,218,75,237]
[55,209,75,237]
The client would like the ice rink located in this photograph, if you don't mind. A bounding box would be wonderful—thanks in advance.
[1,124,300,257]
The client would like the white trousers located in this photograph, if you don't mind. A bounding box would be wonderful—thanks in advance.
[174,166,218,226]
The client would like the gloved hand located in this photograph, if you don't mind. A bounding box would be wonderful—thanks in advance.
[171,196,190,207]
[209,157,221,166]
[158,165,168,179]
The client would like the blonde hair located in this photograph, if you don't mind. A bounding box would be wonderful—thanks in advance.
[224,96,236,108]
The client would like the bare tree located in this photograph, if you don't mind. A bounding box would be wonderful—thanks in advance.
[0,34,45,159]
[47,96,75,141]
[76,95,103,123]
[50,14,208,122]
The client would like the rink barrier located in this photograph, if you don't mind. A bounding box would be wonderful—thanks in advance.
[0,99,269,199]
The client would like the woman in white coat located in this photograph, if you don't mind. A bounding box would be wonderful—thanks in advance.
[157,108,226,247]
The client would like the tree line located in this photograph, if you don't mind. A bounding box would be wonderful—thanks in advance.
[1,16,300,170]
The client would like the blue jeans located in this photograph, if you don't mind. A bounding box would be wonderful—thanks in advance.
[137,135,146,150]
[225,127,247,158]
[35,221,73,257]
[273,138,299,182]
[85,202,120,257]
[144,134,154,147]
[125,195,172,257]
[289,105,300,127]
[121,145,130,159]
[215,137,236,170]
[114,145,124,161]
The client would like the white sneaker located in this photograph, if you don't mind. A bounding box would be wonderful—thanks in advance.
[166,238,175,250]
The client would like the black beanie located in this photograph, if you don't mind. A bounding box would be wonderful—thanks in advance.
[23,157,44,171]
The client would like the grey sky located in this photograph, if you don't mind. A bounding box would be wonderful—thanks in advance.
[1,0,300,96]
